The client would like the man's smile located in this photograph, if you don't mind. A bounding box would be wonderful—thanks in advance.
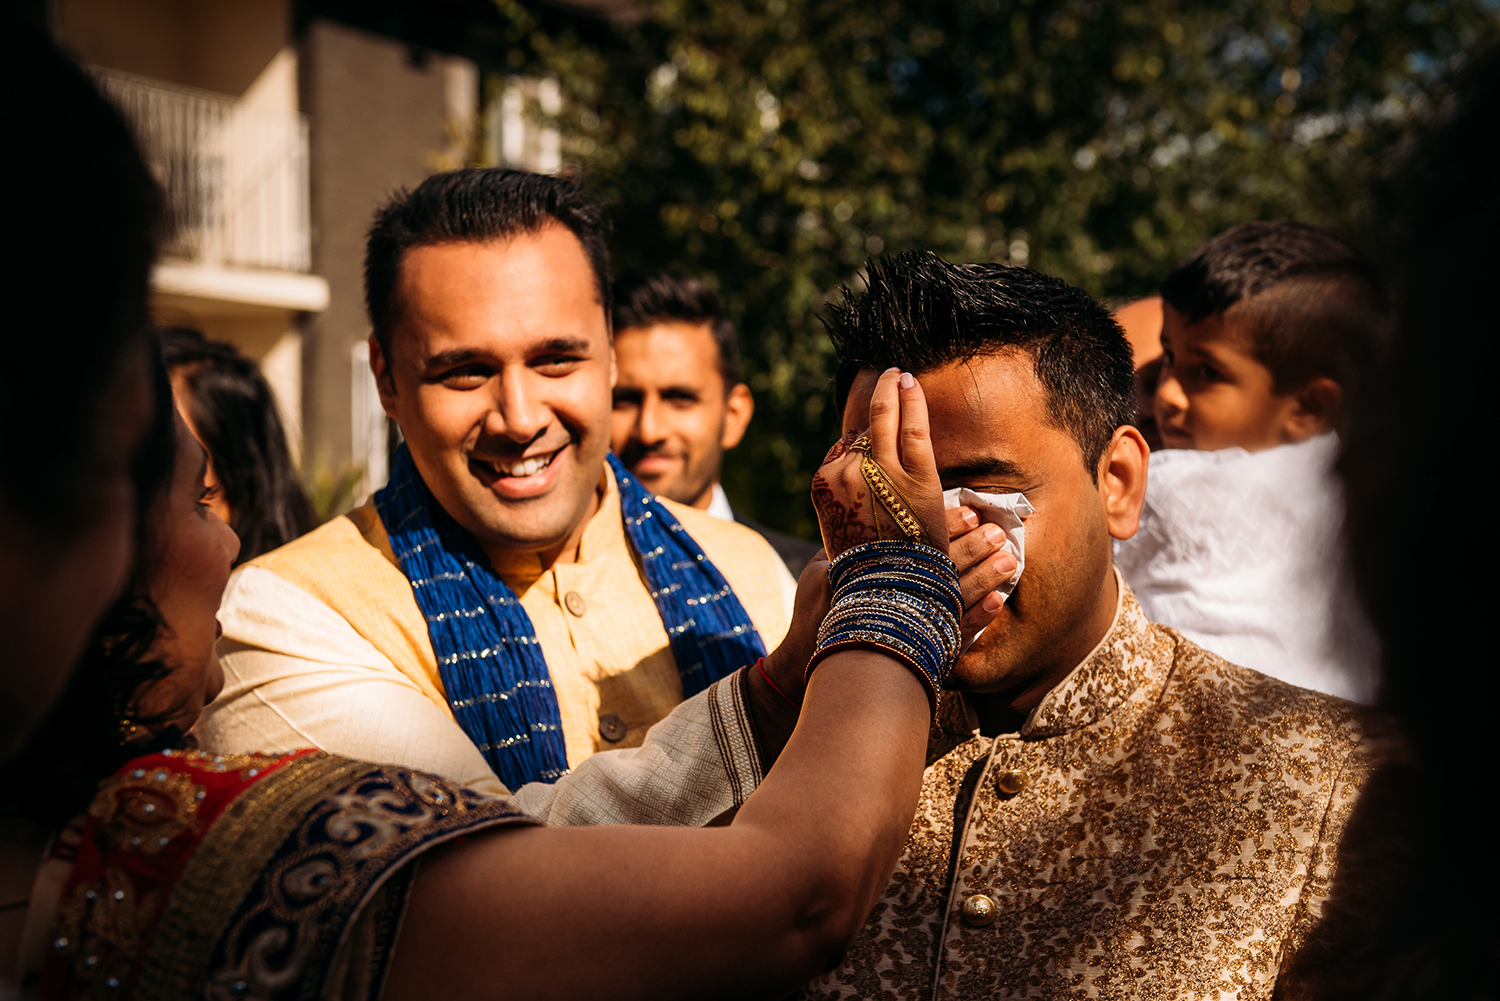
[468,446,568,497]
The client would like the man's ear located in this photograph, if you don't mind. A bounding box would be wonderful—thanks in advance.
[1283,377,1342,443]
[369,335,399,420]
[721,383,754,450]
[1099,425,1150,541]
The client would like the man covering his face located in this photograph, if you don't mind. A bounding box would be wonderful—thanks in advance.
[761,251,1409,998]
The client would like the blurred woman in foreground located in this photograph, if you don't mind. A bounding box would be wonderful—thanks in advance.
[0,24,162,763]
[5,360,972,1000]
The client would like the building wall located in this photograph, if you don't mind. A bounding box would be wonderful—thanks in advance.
[55,0,312,463]
[53,0,290,98]
[299,19,473,482]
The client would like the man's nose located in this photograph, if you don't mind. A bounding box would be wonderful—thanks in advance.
[635,395,667,445]
[489,367,550,442]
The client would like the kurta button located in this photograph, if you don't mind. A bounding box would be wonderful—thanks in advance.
[564,591,587,616]
[599,713,627,742]
[961,893,997,927]
[996,769,1028,796]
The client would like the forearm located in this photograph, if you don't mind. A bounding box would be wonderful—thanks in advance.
[384,651,929,1001]
[730,651,930,942]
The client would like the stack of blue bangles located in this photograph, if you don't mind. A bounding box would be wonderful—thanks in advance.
[806,539,964,715]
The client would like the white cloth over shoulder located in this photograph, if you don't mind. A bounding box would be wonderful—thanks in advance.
[1114,434,1380,704]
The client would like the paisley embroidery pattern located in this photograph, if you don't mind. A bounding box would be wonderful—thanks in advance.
[41,749,535,1000]
[799,584,1406,1000]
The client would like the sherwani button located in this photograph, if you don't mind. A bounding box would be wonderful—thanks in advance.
[961,893,997,927]
[996,769,1028,795]
[564,591,588,616]
[599,713,627,742]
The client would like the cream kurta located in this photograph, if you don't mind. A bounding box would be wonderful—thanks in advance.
[195,466,793,799]
[798,580,1408,1000]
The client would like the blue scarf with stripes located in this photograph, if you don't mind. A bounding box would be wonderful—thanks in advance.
[374,445,766,790]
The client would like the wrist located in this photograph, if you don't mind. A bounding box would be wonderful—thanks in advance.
[805,541,962,718]
[742,660,800,771]
[759,649,806,705]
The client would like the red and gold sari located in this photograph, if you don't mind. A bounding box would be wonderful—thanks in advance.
[36,747,534,999]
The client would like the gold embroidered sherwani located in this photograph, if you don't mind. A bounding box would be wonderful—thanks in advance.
[800,581,1408,1000]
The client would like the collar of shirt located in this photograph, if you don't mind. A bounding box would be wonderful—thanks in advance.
[940,573,1172,743]
[706,483,735,522]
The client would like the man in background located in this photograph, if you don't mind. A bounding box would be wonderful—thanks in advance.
[610,269,819,576]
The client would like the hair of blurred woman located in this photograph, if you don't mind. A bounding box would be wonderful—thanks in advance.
[1340,47,1500,999]
[0,351,183,829]
[159,327,315,562]
[0,23,164,760]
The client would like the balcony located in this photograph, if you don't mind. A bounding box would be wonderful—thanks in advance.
[91,66,328,312]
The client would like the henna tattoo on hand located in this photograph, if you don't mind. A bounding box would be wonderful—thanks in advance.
[811,470,877,556]
[821,429,863,466]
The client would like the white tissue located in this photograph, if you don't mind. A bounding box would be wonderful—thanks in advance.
[942,487,1032,604]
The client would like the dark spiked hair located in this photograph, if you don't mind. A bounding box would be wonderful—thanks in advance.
[365,168,611,355]
[826,251,1135,477]
[612,269,742,388]
[1160,221,1390,395]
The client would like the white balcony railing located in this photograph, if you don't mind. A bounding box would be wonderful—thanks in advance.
[92,67,312,274]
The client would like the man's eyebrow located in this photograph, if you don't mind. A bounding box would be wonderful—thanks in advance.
[422,338,595,370]
[938,457,1026,481]
[423,349,480,370]
[535,336,593,354]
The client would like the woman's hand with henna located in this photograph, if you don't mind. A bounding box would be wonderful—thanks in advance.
[811,368,948,560]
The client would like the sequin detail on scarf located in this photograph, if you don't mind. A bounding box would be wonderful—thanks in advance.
[375,445,765,789]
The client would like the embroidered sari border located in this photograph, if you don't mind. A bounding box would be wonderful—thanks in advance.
[135,753,366,999]
[136,754,537,1001]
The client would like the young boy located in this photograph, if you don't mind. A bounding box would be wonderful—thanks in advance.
[1115,221,1389,703]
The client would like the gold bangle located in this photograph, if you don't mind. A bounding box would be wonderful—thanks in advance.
[860,454,929,544]
[851,433,873,453]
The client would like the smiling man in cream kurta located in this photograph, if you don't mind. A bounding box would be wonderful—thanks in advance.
[195,168,792,800]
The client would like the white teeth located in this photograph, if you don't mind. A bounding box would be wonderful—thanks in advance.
[496,453,554,478]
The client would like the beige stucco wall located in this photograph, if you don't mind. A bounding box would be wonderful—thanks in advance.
[53,0,291,99]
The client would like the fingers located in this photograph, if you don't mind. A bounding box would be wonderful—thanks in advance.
[959,551,1017,647]
[865,368,903,471]
[864,368,937,480]
[947,505,980,539]
[950,521,1007,575]
[959,548,1017,612]
[894,371,936,479]
[961,592,1006,647]
[821,429,862,466]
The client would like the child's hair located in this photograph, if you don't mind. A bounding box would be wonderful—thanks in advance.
[1160,221,1390,396]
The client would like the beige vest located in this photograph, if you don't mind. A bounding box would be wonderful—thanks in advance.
[247,469,792,768]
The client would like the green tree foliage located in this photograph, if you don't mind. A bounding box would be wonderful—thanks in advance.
[497,0,1497,537]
